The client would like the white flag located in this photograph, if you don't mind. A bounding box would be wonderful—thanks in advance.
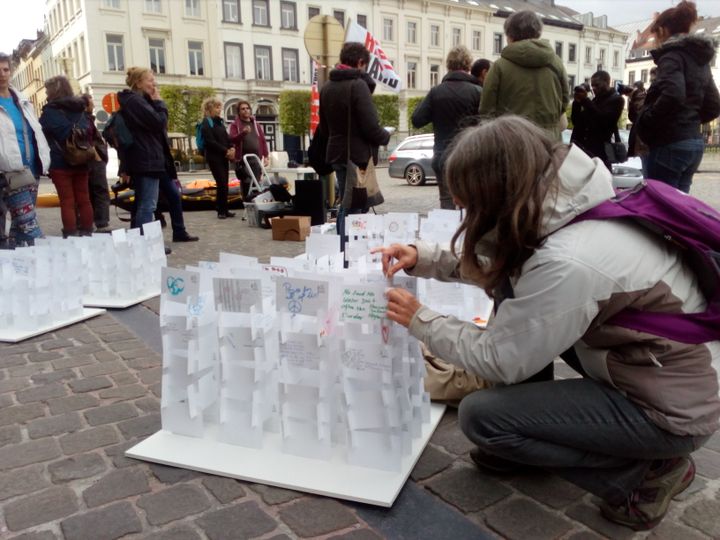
[345,21,402,93]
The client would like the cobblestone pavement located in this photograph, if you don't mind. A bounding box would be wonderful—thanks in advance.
[1,161,719,539]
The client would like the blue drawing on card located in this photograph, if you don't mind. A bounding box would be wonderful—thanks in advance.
[188,296,205,317]
[166,276,185,296]
[283,281,323,315]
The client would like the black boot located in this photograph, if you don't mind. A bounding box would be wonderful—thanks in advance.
[173,230,199,242]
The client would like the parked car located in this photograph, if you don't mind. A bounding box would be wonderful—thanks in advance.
[388,134,436,185]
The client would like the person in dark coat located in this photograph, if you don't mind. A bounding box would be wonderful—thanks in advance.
[81,94,111,233]
[570,71,624,170]
[317,42,391,244]
[637,0,720,193]
[412,45,482,209]
[201,97,235,218]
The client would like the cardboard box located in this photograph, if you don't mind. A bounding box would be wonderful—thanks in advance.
[271,215,311,241]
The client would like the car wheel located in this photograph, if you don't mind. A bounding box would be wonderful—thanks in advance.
[404,164,426,186]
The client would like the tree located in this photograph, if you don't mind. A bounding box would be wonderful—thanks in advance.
[407,96,433,135]
[372,94,399,130]
[159,84,215,142]
[279,90,311,149]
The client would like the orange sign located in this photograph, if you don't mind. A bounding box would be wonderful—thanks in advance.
[102,93,120,114]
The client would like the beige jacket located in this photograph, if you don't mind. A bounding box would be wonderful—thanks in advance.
[408,145,720,437]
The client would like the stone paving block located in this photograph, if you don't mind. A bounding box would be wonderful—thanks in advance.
[8,364,49,378]
[68,376,113,393]
[681,498,720,538]
[70,344,105,356]
[126,355,162,369]
[425,465,512,512]
[0,465,50,501]
[693,447,720,479]
[27,412,82,438]
[565,532,605,540]
[509,472,587,509]
[118,347,156,361]
[196,501,278,540]
[0,402,45,426]
[117,412,160,439]
[79,360,126,378]
[429,420,476,455]
[56,327,99,344]
[0,438,62,471]
[704,432,720,453]
[649,519,710,540]
[99,383,147,401]
[108,339,145,352]
[138,366,162,385]
[59,425,119,454]
[82,466,151,507]
[0,425,22,447]
[105,440,142,468]
[85,314,116,327]
[1,354,27,368]
[84,402,138,426]
[0,377,32,394]
[143,526,203,540]
[48,394,100,414]
[16,383,67,404]
[111,372,138,385]
[60,501,142,540]
[137,484,212,526]
[279,498,357,537]
[328,529,384,540]
[411,444,455,481]
[4,486,79,531]
[91,323,126,334]
[94,350,119,362]
[40,338,74,351]
[0,393,12,408]
[150,383,161,397]
[98,331,137,343]
[248,483,303,505]
[483,497,573,539]
[202,476,247,503]
[135,396,160,413]
[30,368,77,385]
[8,531,58,540]
[51,355,95,370]
[149,463,202,484]
[565,501,636,539]
[2,343,39,356]
[48,453,107,483]
[27,351,64,363]
[673,475,707,501]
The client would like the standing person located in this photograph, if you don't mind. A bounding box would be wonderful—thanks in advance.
[470,58,492,86]
[479,10,569,140]
[201,97,236,219]
[374,115,718,532]
[39,75,94,238]
[412,46,482,209]
[570,71,624,170]
[0,52,48,247]
[637,0,720,193]
[317,42,391,242]
[627,79,650,175]
[81,94,111,233]
[229,100,268,202]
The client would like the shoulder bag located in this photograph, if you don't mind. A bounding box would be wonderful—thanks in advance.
[604,127,628,164]
[5,118,36,191]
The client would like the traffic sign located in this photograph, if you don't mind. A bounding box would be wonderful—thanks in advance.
[102,93,120,114]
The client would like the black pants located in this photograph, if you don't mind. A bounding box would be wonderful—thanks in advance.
[208,155,230,214]
[88,160,110,228]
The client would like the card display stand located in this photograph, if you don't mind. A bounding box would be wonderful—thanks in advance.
[0,307,105,343]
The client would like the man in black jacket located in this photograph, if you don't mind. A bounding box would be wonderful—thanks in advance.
[570,71,624,170]
[412,46,482,209]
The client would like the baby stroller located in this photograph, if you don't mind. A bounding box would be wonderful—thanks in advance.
[242,153,272,201]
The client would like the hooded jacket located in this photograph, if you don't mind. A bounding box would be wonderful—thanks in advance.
[411,71,482,157]
[0,86,49,175]
[228,115,268,160]
[407,145,720,438]
[39,96,91,170]
[116,89,169,176]
[638,34,720,147]
[317,67,390,167]
[480,39,569,140]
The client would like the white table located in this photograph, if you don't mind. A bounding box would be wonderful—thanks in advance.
[267,167,317,195]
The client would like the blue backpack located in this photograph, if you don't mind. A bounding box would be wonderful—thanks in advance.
[102,110,133,151]
[195,117,214,153]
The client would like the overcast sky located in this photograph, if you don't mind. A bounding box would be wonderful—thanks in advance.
[3,0,720,53]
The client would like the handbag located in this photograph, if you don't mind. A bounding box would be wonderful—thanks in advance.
[5,120,37,191]
[421,344,488,406]
[308,130,333,176]
[604,128,628,164]
[63,125,97,166]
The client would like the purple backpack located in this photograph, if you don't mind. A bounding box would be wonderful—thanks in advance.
[572,180,720,344]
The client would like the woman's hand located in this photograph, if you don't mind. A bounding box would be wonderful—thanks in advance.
[226,148,236,160]
[385,288,422,328]
[371,244,418,278]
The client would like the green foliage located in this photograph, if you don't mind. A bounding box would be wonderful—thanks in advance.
[279,90,311,139]
[372,94,399,130]
[407,96,432,134]
[159,85,215,138]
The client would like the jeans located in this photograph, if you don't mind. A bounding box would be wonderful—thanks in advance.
[458,377,704,505]
[88,160,110,228]
[158,173,186,235]
[50,168,93,235]
[645,138,704,193]
[132,175,160,228]
[0,181,42,246]
[431,153,456,210]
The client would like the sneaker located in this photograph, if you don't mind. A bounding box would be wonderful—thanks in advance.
[172,232,199,242]
[469,447,526,474]
[218,213,227,220]
[95,225,112,233]
[600,456,695,530]
[225,211,236,218]
[164,247,172,255]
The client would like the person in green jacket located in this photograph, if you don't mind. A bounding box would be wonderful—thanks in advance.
[479,10,569,140]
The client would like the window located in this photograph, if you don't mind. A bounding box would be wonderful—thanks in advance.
[222,0,240,23]
[629,70,635,83]
[188,41,204,76]
[280,2,296,29]
[333,10,344,27]
[599,48,606,65]
[145,0,161,13]
[568,75,575,89]
[641,69,648,83]
[430,24,440,47]
[253,0,269,26]
[555,41,563,59]
[472,30,482,51]
[407,21,417,44]
[357,14,367,28]
[224,42,244,79]
[585,46,592,64]
[407,61,417,89]
[452,27,461,46]
[430,64,439,87]
[148,38,166,74]
[383,18,394,41]
[568,43,576,62]
[613,50,619,68]
[185,0,200,17]
[282,48,299,82]
[255,45,272,80]
[106,34,124,71]
[308,6,320,19]
[493,32,503,54]
[103,0,120,8]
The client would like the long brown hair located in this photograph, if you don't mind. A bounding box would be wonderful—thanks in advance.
[651,1,697,36]
[444,116,565,293]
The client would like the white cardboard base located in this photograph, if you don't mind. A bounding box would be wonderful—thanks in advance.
[83,290,159,309]
[126,403,445,507]
[0,308,106,343]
